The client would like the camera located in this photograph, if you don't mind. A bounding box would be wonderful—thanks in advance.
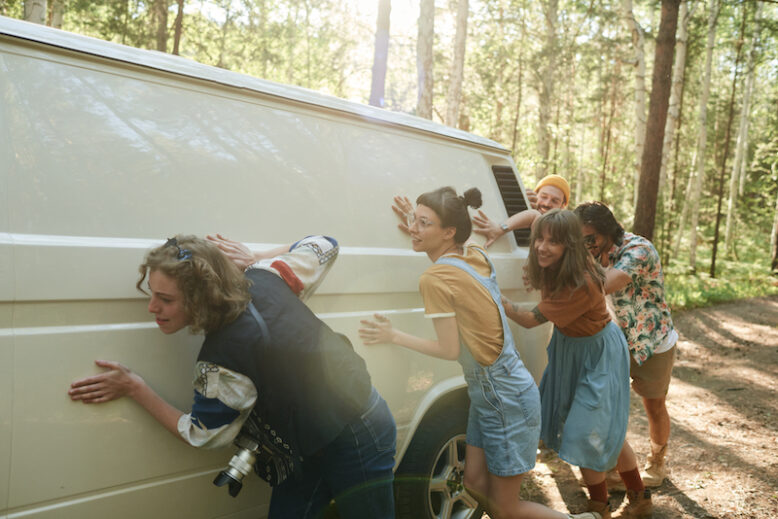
[213,412,298,497]
[212,433,262,497]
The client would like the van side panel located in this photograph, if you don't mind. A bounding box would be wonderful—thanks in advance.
[0,331,11,514]
[0,68,14,510]
[1,31,546,518]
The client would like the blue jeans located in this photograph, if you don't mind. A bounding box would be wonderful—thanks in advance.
[268,389,396,519]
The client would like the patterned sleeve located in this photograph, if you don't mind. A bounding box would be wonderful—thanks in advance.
[419,271,456,319]
[613,240,652,285]
[248,235,339,301]
[177,362,257,449]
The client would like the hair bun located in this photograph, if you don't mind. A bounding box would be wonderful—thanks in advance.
[462,187,483,209]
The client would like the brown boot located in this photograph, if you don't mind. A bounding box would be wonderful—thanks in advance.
[642,444,668,487]
[616,489,653,518]
[587,499,612,519]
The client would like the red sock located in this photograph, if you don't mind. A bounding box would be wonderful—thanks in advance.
[587,480,608,504]
[619,467,646,492]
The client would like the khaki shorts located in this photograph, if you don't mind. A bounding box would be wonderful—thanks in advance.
[630,346,676,399]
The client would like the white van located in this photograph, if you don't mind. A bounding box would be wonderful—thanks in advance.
[0,16,551,519]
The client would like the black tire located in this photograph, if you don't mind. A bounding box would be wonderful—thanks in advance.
[394,405,483,519]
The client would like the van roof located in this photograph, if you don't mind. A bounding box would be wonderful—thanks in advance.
[0,16,507,153]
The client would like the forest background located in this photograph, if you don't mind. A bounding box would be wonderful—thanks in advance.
[5,0,778,310]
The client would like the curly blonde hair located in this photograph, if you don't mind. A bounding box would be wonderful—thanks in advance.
[527,209,605,298]
[137,235,250,334]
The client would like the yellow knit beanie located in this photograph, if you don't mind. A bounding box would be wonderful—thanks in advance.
[534,174,570,206]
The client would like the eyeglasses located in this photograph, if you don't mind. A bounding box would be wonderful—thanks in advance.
[165,237,192,260]
[583,234,598,249]
[406,214,437,229]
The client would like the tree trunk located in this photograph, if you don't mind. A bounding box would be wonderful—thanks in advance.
[659,0,693,195]
[663,69,688,265]
[536,0,558,180]
[171,0,184,55]
[599,66,618,202]
[622,0,647,210]
[416,0,434,119]
[657,1,693,261]
[257,0,269,78]
[445,0,468,127]
[152,0,168,52]
[683,0,718,270]
[24,0,47,24]
[564,57,576,200]
[490,63,505,143]
[710,3,747,278]
[575,115,587,203]
[369,0,391,107]
[770,162,778,272]
[725,1,762,251]
[510,53,524,154]
[48,0,64,28]
[632,0,680,241]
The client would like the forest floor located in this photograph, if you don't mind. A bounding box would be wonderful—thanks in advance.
[516,295,778,519]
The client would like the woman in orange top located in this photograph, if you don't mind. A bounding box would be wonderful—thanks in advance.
[503,209,652,519]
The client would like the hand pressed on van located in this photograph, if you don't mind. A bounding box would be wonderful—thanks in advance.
[391,195,413,234]
[206,234,257,269]
[472,210,504,248]
[68,360,185,441]
[359,313,460,361]
[69,360,142,403]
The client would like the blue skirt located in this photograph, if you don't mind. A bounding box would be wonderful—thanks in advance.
[539,321,630,472]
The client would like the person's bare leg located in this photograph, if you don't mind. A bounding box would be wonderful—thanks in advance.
[643,396,670,447]
[462,445,490,512]
[487,472,576,519]
[615,440,639,473]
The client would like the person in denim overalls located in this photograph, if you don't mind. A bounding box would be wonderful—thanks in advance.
[360,187,603,519]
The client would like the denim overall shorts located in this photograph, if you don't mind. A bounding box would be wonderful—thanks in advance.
[436,251,541,476]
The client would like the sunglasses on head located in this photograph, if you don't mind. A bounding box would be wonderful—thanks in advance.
[165,237,192,260]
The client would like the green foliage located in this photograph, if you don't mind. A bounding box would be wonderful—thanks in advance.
[0,0,22,18]
[665,238,778,311]
[5,0,778,281]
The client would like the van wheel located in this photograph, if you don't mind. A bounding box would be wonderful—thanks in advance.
[395,410,483,519]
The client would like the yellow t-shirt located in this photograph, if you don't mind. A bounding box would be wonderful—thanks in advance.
[419,245,504,366]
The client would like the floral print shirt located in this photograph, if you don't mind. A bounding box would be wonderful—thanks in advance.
[608,232,674,366]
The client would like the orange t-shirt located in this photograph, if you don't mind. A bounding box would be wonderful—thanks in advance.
[419,245,504,365]
[537,275,610,337]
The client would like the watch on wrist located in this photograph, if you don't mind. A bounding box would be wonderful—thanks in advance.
[499,222,510,233]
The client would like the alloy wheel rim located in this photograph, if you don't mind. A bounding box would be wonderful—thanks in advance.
[426,433,480,519]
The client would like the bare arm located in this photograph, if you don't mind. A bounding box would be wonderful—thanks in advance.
[501,296,547,329]
[472,209,542,248]
[359,314,460,360]
[604,267,632,295]
[69,360,185,442]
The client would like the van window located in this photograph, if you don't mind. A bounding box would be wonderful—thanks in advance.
[491,165,531,246]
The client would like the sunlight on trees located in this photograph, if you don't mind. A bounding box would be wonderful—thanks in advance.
[5,0,778,281]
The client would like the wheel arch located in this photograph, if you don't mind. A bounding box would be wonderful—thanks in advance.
[395,376,470,466]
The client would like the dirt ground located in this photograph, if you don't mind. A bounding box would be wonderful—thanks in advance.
[516,295,778,518]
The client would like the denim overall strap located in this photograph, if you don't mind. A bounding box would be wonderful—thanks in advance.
[434,249,519,370]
